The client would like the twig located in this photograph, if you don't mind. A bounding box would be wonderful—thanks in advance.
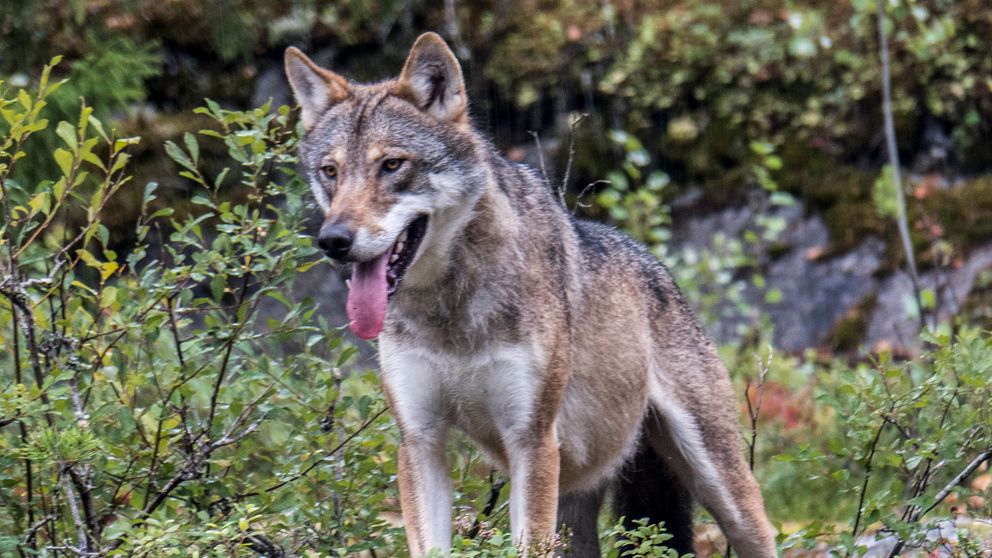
[916,448,992,519]
[246,532,286,557]
[66,466,97,544]
[7,294,37,550]
[847,417,887,556]
[876,0,924,333]
[527,130,551,187]
[443,0,470,60]
[731,352,770,558]
[899,386,959,522]
[166,295,186,368]
[262,406,387,493]
[744,350,771,472]
[20,513,56,547]
[885,448,992,558]
[60,472,90,554]
[206,228,258,435]
[467,470,506,539]
[214,406,388,505]
[104,399,269,553]
[1,288,54,428]
[571,180,610,215]
[1,174,17,272]
[561,113,588,208]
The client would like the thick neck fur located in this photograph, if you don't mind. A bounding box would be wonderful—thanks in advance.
[386,146,571,353]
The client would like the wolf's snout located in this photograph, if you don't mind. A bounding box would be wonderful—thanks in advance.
[317,222,354,260]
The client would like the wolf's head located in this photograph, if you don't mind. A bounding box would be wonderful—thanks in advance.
[285,33,488,340]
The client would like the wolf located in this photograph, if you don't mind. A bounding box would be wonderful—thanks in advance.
[284,33,777,557]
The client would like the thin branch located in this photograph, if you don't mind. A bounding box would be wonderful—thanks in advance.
[1,289,53,427]
[1,173,18,272]
[7,294,37,550]
[847,417,887,556]
[60,472,90,554]
[876,0,924,332]
[443,0,470,60]
[744,350,771,472]
[916,448,992,520]
[467,470,505,539]
[216,406,388,505]
[206,229,258,435]
[166,295,186,368]
[20,513,56,547]
[527,130,551,187]
[561,113,588,208]
[885,448,992,558]
[246,532,286,558]
[66,467,97,544]
[571,180,610,215]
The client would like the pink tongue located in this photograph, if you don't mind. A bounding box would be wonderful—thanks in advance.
[346,252,390,339]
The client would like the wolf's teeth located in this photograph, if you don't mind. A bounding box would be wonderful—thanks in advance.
[398,229,408,243]
[390,253,399,263]
[345,279,351,289]
[395,241,405,254]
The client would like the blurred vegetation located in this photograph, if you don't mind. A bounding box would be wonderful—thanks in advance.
[2,0,992,556]
[3,0,992,241]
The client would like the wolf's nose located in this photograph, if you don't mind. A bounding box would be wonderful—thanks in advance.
[317,223,354,260]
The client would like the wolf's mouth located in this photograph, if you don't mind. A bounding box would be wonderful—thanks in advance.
[386,214,428,297]
[345,215,429,340]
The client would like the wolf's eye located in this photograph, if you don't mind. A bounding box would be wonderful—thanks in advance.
[320,164,337,180]
[382,158,404,173]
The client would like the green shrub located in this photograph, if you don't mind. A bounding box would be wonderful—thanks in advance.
[4,51,991,558]
[0,62,403,556]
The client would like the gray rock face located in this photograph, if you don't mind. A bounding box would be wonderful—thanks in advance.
[866,245,992,354]
[250,64,294,110]
[672,198,886,352]
[762,233,885,352]
[670,195,992,354]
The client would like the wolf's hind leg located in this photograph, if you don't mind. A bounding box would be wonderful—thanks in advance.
[556,486,606,558]
[644,378,777,558]
[614,439,695,554]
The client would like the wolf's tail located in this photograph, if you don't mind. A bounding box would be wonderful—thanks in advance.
[614,435,695,554]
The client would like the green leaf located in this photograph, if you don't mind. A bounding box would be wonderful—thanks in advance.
[53,148,73,176]
[184,132,199,165]
[56,120,77,150]
[17,89,32,110]
[143,181,159,204]
[872,165,901,219]
[113,136,140,154]
[83,151,106,171]
[89,114,108,141]
[28,192,50,215]
[77,249,100,269]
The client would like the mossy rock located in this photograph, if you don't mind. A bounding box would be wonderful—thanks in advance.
[823,294,877,353]
[922,176,992,253]
[960,269,992,332]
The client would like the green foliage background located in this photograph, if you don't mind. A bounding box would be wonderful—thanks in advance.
[2,1,992,556]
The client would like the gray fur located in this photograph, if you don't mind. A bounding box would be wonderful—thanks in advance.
[288,32,776,557]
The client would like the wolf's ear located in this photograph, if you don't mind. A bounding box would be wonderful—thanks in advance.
[284,47,349,130]
[394,32,467,122]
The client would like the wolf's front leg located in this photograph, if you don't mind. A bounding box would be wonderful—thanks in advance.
[398,436,452,556]
[380,340,453,555]
[507,430,561,554]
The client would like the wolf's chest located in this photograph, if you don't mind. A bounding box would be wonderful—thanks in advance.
[378,339,546,466]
